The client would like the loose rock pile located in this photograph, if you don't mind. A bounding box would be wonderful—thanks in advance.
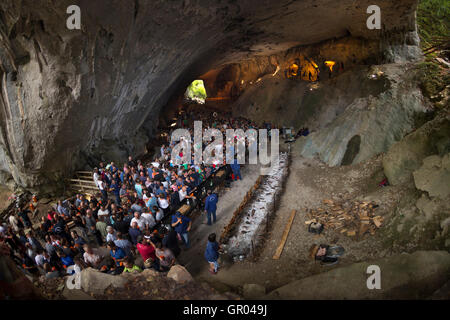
[305,199,384,238]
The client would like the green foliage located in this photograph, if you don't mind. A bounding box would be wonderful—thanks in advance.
[415,0,449,106]
[417,0,450,48]
[186,80,207,102]
[415,59,449,99]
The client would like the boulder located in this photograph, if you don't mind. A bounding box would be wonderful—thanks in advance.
[80,268,128,294]
[264,251,450,300]
[413,153,450,198]
[167,265,193,284]
[141,268,159,279]
[62,287,95,300]
[415,194,442,221]
[383,117,450,185]
[243,283,266,299]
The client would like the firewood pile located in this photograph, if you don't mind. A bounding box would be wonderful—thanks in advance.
[305,199,384,238]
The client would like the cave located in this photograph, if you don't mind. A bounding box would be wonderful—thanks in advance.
[1,0,449,302]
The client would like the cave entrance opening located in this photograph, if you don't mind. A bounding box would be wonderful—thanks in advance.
[184,79,207,104]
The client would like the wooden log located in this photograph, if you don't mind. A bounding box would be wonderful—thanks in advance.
[273,210,296,260]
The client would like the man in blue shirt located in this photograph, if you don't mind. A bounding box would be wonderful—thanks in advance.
[171,211,192,249]
[128,222,142,245]
[204,233,220,274]
[109,179,121,205]
[108,241,127,274]
[230,159,242,181]
[204,190,219,225]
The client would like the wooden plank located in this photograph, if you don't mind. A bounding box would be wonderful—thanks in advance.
[66,179,97,186]
[68,186,98,192]
[273,210,296,260]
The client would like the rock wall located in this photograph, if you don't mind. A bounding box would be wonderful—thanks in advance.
[0,0,420,191]
[265,251,450,299]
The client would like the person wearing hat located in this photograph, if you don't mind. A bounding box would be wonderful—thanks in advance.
[204,190,219,225]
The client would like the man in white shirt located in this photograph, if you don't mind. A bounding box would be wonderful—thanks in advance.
[35,250,46,268]
[141,211,156,229]
[8,214,20,232]
[130,212,146,230]
[93,168,100,185]
[97,205,109,218]
[83,245,103,268]
[179,186,188,202]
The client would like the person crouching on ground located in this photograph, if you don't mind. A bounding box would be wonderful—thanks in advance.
[205,233,221,275]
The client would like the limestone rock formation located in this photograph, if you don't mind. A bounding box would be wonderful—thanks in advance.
[383,116,450,185]
[295,64,427,166]
[413,153,450,198]
[264,251,450,299]
[80,267,127,294]
[0,0,420,191]
[167,264,194,284]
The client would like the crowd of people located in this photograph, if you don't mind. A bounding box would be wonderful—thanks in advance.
[0,107,274,281]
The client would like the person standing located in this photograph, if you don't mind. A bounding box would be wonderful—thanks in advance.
[171,211,192,249]
[204,190,219,225]
[230,159,241,181]
[205,233,221,274]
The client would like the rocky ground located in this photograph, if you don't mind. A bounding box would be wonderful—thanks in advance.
[35,266,240,301]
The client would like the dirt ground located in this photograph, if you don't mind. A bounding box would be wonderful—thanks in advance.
[185,139,414,294]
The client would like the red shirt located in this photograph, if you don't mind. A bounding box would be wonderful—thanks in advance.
[136,243,156,262]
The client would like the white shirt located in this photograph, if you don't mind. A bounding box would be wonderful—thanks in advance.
[93,172,100,184]
[179,189,187,202]
[158,198,169,209]
[155,209,164,222]
[35,254,45,267]
[84,250,102,266]
[141,212,156,228]
[97,180,105,191]
[9,215,19,231]
[130,217,146,230]
[106,233,117,243]
[98,208,109,217]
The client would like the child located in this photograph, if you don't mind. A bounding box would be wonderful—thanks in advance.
[122,257,142,274]
[204,233,221,274]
